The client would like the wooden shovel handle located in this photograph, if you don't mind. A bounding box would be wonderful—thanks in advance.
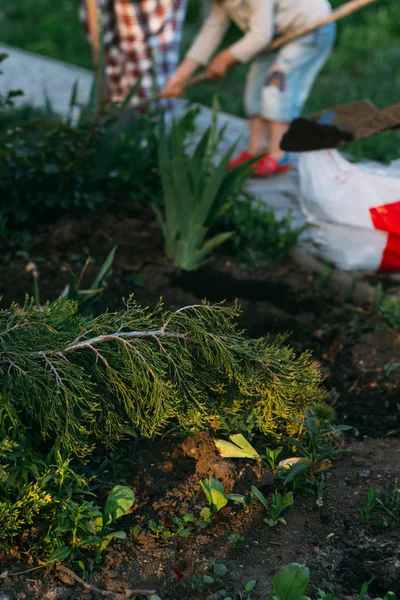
[267,0,379,52]
[86,0,100,69]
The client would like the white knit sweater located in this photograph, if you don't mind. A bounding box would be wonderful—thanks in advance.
[187,0,332,65]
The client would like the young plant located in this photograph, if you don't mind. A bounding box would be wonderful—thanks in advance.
[27,247,116,318]
[199,477,245,524]
[266,563,311,600]
[282,408,352,505]
[251,487,294,527]
[359,488,381,524]
[149,517,172,539]
[359,480,400,526]
[47,485,135,563]
[227,194,304,270]
[154,104,253,271]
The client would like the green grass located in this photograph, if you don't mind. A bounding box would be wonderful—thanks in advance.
[1,0,399,162]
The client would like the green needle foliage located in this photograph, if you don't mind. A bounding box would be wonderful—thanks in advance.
[0,298,326,456]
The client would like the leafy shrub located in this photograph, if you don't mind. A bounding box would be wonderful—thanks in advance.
[154,106,253,271]
[0,298,326,455]
[0,55,161,244]
[227,194,305,269]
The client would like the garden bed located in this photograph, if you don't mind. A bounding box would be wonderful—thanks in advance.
[0,199,399,600]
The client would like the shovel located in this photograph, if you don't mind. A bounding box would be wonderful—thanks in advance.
[281,101,400,152]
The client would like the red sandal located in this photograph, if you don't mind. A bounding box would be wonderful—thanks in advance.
[228,151,291,177]
[228,150,254,171]
[253,154,291,177]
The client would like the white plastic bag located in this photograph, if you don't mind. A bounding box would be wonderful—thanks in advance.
[299,150,400,271]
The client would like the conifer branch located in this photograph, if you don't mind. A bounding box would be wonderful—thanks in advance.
[0,298,327,455]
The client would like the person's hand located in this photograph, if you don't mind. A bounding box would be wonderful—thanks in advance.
[161,78,186,98]
[206,49,236,79]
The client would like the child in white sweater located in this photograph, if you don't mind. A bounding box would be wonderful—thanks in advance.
[163,0,335,177]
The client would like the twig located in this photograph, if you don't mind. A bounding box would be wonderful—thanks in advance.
[7,565,47,577]
[57,565,156,598]
[34,329,187,357]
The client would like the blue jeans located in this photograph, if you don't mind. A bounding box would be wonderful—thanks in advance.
[245,23,336,122]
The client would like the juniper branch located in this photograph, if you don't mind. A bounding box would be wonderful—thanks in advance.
[0,297,326,455]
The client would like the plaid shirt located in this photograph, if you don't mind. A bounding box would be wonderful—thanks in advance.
[80,0,187,109]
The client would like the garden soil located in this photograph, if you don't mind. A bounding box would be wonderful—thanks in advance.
[0,201,399,600]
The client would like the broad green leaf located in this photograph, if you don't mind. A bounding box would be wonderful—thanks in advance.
[204,575,215,584]
[229,434,259,456]
[99,530,126,552]
[210,489,228,512]
[226,493,246,504]
[245,580,257,593]
[218,433,260,459]
[46,546,72,563]
[251,486,269,511]
[279,457,310,469]
[283,462,310,485]
[216,439,256,459]
[200,507,212,521]
[200,479,212,505]
[208,477,225,494]
[273,563,310,600]
[213,563,228,578]
[103,485,135,528]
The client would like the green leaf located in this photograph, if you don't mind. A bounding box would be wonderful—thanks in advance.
[76,535,102,548]
[210,489,228,512]
[284,462,310,485]
[226,493,246,504]
[216,436,259,460]
[200,479,212,505]
[46,546,72,563]
[204,575,215,584]
[90,246,117,291]
[99,530,127,552]
[196,231,235,263]
[103,485,135,528]
[245,580,257,593]
[213,563,228,578]
[273,563,310,600]
[200,507,212,521]
[251,485,270,511]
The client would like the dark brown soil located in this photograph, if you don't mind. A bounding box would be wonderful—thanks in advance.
[0,201,399,600]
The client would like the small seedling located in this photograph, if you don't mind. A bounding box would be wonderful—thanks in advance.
[228,533,245,549]
[46,485,135,563]
[251,487,294,526]
[149,517,173,539]
[360,479,400,526]
[199,477,245,525]
[282,408,352,505]
[359,488,381,524]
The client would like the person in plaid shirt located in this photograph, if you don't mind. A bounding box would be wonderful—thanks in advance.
[79,0,187,110]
